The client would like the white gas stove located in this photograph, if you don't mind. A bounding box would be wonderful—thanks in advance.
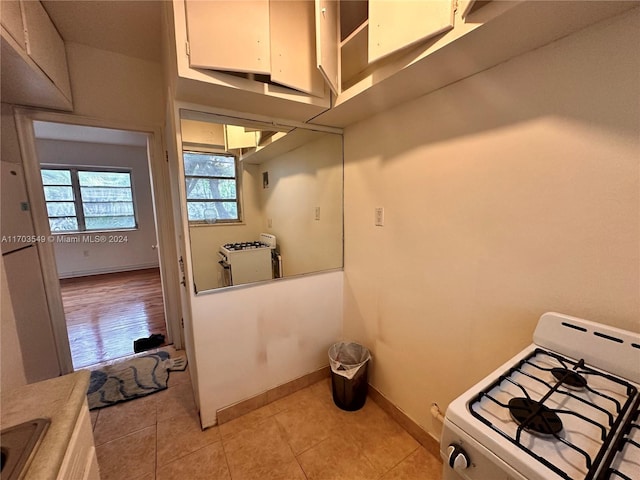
[442,312,640,480]
[218,233,276,286]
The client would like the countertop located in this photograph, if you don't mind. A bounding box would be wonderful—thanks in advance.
[0,370,90,479]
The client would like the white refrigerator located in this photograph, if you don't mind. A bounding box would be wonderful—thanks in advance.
[1,160,61,382]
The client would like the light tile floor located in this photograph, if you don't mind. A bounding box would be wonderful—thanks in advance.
[90,351,443,480]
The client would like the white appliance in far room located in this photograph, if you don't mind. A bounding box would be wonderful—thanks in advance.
[217,233,276,287]
[441,312,640,480]
[1,160,61,382]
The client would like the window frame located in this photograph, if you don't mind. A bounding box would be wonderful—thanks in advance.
[40,165,138,234]
[182,150,243,225]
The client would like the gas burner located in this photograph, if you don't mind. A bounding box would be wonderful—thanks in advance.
[223,241,269,251]
[551,367,588,390]
[508,397,563,436]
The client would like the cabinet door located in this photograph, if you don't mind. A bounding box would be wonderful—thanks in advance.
[270,1,325,97]
[0,0,25,47]
[315,0,339,95]
[457,0,477,19]
[57,404,100,480]
[368,0,454,63]
[21,0,72,101]
[224,125,258,150]
[185,0,271,74]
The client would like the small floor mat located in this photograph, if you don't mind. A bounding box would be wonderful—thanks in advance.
[87,351,187,410]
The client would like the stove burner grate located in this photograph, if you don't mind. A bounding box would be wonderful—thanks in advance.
[469,348,639,480]
[508,397,563,436]
[551,367,588,390]
[597,398,640,480]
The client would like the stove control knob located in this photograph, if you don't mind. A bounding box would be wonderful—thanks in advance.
[447,444,470,471]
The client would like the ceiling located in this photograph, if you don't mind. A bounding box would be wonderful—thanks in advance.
[41,0,163,63]
[34,121,149,147]
[35,2,163,145]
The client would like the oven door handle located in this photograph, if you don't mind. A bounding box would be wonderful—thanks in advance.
[218,260,230,269]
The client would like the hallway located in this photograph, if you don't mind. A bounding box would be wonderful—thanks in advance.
[60,268,167,368]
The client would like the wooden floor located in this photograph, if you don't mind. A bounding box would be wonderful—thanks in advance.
[60,268,167,369]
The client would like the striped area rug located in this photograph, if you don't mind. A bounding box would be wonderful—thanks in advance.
[86,351,187,410]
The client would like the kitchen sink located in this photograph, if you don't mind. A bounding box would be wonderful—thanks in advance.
[0,418,51,479]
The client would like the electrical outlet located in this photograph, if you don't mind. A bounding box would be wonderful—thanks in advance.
[267,218,273,228]
[375,207,384,226]
[315,207,321,220]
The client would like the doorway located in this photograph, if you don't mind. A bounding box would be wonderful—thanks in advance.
[14,109,182,373]
[60,268,166,368]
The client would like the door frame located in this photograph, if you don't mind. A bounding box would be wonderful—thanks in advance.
[13,106,183,374]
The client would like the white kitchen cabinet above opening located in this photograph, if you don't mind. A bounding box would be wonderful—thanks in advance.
[169,0,330,123]
[314,0,638,128]
[0,0,73,111]
[316,0,456,94]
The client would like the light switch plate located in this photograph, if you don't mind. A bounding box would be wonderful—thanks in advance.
[375,207,384,226]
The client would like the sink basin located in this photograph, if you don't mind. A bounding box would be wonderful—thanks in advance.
[0,418,51,479]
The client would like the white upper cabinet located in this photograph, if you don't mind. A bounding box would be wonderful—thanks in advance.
[457,0,478,20]
[185,0,271,74]
[0,0,72,110]
[315,0,339,95]
[1,0,25,47]
[21,0,72,101]
[368,0,454,63]
[185,0,324,96]
[172,0,330,122]
[224,125,258,150]
[270,0,326,97]
[315,0,455,94]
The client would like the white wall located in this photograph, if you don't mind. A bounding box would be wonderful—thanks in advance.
[66,42,164,127]
[342,9,639,442]
[190,270,343,428]
[259,133,343,277]
[36,139,159,277]
[0,248,28,390]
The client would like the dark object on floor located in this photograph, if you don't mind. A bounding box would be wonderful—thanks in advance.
[133,333,165,353]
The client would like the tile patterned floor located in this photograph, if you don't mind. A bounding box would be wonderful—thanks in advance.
[90,354,443,480]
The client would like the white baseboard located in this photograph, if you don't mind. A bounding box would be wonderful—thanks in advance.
[58,262,160,279]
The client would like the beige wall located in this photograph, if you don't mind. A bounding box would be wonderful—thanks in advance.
[259,133,343,277]
[66,42,164,127]
[342,9,639,441]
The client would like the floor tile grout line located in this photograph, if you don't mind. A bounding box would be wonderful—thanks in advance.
[218,431,234,480]
[374,444,421,480]
[154,421,223,470]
